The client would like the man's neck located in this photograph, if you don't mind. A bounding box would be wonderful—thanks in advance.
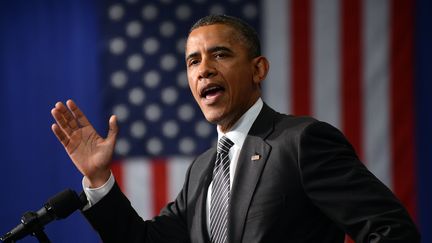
[217,98,263,134]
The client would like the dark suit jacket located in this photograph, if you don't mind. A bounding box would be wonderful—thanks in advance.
[83,104,420,243]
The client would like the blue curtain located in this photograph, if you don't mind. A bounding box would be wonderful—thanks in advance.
[0,1,102,242]
[415,0,432,242]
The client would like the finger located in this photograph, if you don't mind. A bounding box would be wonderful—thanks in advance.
[51,123,70,149]
[107,115,118,141]
[56,101,79,131]
[66,99,91,127]
[51,107,74,136]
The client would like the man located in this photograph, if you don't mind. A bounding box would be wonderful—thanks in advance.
[51,15,420,243]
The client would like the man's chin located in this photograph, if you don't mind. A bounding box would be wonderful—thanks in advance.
[202,111,224,125]
[203,116,221,125]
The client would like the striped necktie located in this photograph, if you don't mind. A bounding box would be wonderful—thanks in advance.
[210,136,234,243]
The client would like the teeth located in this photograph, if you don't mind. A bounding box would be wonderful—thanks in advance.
[205,87,219,92]
[202,85,222,97]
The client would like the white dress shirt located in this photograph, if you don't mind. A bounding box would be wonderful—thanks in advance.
[205,98,263,230]
[82,98,264,227]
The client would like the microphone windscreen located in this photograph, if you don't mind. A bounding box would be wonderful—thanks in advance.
[46,189,83,219]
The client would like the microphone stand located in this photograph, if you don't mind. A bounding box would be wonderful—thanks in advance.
[1,211,51,243]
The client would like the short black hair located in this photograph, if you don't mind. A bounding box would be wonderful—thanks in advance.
[189,15,261,58]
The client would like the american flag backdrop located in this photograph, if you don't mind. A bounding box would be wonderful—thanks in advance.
[1,0,430,242]
[103,0,418,224]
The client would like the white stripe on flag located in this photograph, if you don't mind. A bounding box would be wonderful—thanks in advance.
[168,157,192,201]
[124,158,153,219]
[312,0,341,128]
[363,0,392,188]
[263,0,291,114]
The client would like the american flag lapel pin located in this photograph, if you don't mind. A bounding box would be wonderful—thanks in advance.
[251,154,261,161]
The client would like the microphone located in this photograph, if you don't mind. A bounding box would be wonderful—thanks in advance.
[0,189,87,242]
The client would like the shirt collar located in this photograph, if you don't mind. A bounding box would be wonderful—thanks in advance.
[217,98,263,149]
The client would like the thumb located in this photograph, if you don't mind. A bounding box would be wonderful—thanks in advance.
[107,115,118,141]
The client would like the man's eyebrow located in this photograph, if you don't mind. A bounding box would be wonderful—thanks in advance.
[186,51,199,61]
[208,46,234,54]
[185,46,234,61]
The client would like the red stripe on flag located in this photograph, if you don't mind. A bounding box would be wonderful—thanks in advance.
[390,0,417,220]
[291,0,311,115]
[342,1,363,242]
[341,0,364,158]
[152,159,168,215]
[111,160,124,192]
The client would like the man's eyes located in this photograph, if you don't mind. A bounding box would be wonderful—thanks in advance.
[187,52,230,67]
[214,52,228,58]
[188,59,200,66]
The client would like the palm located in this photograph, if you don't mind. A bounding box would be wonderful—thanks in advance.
[51,100,118,187]
[68,126,111,173]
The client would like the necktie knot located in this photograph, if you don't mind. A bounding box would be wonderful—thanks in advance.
[217,136,234,154]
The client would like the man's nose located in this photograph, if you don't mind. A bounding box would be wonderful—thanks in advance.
[198,59,216,79]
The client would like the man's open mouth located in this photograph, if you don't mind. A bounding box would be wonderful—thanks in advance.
[200,85,225,99]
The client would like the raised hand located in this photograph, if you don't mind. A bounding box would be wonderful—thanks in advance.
[51,99,118,188]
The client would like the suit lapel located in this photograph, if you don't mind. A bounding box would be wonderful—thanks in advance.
[228,104,275,243]
[193,149,216,243]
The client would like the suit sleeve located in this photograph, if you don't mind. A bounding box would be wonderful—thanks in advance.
[82,166,192,243]
[298,121,420,243]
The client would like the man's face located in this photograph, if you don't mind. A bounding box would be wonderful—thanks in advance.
[185,24,262,132]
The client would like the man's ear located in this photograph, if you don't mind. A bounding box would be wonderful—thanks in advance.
[252,56,270,85]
